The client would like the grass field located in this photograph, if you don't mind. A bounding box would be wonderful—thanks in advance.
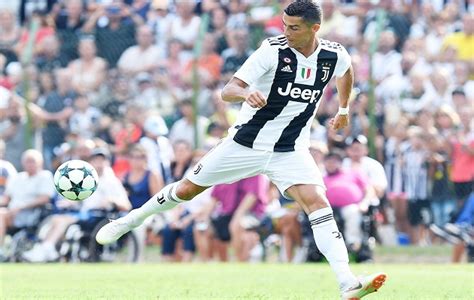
[1,263,473,299]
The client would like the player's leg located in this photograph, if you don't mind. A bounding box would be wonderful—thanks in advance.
[96,179,207,245]
[286,184,386,299]
[268,151,386,298]
[96,138,266,245]
[285,184,359,288]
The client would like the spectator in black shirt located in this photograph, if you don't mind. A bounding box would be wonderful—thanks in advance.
[52,0,86,64]
[83,3,144,68]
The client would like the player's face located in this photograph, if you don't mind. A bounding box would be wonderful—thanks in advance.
[282,13,319,50]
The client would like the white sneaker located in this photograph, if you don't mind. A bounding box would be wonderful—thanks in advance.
[341,272,387,300]
[22,244,48,262]
[42,243,59,262]
[95,217,134,245]
[291,246,308,264]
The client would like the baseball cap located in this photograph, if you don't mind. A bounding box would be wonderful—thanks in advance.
[152,0,169,10]
[90,147,111,160]
[136,72,152,84]
[143,115,169,136]
[345,134,368,146]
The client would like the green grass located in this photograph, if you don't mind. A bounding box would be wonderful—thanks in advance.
[1,263,473,299]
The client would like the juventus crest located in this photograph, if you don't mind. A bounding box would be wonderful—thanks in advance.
[321,62,332,82]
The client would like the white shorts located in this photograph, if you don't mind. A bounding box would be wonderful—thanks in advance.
[186,138,325,198]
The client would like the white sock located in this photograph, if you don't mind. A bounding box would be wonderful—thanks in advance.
[127,183,185,227]
[308,207,358,290]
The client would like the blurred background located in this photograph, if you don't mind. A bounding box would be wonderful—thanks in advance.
[0,0,472,266]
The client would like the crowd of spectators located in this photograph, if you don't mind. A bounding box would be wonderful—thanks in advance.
[0,0,473,263]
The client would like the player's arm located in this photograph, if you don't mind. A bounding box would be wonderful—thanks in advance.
[10,195,50,215]
[221,77,267,108]
[330,65,354,130]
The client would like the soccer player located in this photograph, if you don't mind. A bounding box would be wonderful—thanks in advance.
[96,1,386,298]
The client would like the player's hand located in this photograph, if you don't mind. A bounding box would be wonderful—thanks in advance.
[329,114,349,130]
[245,91,267,109]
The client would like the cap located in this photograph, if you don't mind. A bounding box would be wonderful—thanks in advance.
[143,115,169,136]
[90,147,111,160]
[345,134,368,146]
[136,72,152,84]
[152,0,169,10]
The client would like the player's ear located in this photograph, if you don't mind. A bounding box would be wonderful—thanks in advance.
[312,23,320,33]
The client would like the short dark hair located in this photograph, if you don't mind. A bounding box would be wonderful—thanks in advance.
[325,149,344,162]
[284,0,322,25]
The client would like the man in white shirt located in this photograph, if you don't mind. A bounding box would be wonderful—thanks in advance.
[117,25,163,75]
[343,135,388,207]
[22,148,130,262]
[0,150,55,260]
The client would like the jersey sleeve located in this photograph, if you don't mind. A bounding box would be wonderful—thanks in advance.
[334,45,352,78]
[233,39,274,85]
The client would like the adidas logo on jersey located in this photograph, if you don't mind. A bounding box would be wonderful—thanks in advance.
[281,65,292,72]
[277,82,321,103]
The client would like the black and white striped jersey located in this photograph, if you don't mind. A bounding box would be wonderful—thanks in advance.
[229,35,351,152]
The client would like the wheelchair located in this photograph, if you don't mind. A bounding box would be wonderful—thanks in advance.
[58,209,140,263]
[6,205,53,262]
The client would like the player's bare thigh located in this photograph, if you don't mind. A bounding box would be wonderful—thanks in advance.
[285,184,329,214]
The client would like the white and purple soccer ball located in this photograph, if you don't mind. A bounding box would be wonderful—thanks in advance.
[53,160,98,201]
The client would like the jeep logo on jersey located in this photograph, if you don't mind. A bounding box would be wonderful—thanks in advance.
[277,82,321,103]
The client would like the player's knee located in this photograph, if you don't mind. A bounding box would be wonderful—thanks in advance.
[302,192,330,212]
[175,180,206,200]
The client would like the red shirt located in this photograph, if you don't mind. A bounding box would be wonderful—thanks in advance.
[451,139,474,183]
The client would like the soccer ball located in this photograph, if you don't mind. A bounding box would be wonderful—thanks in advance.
[54,160,99,201]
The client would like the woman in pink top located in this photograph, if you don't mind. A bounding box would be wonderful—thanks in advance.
[449,107,474,204]
[323,151,373,250]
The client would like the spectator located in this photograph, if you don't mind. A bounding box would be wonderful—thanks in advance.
[208,5,229,54]
[442,13,474,62]
[343,135,388,205]
[220,29,253,82]
[427,133,455,228]
[449,107,474,206]
[229,175,269,262]
[35,35,68,72]
[226,0,247,30]
[384,120,410,235]
[139,114,173,183]
[2,94,31,170]
[52,0,86,64]
[0,9,21,65]
[318,0,348,38]
[69,94,102,139]
[147,0,173,54]
[123,144,163,261]
[169,99,210,149]
[28,68,74,170]
[0,149,55,261]
[83,3,143,68]
[100,76,131,120]
[169,140,193,183]
[403,126,431,245]
[117,25,163,75]
[323,150,374,255]
[22,147,131,262]
[371,30,402,84]
[16,10,55,57]
[168,0,200,59]
[183,33,223,87]
[68,37,107,97]
[0,140,17,197]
